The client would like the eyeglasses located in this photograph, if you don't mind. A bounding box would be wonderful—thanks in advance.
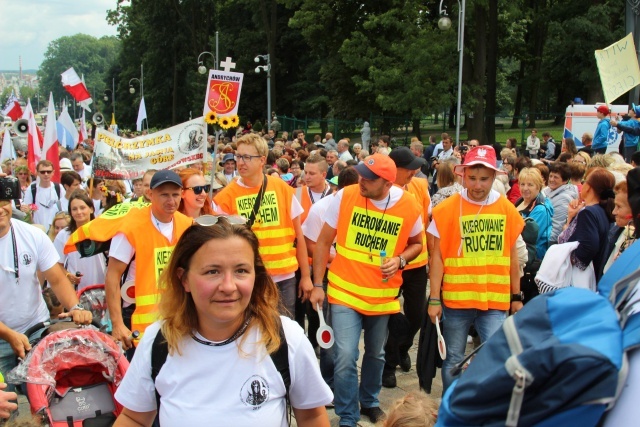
[39,170,53,174]
[235,154,262,163]
[185,185,211,195]
[194,214,247,226]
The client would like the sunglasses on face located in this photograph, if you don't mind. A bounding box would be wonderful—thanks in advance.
[39,170,53,175]
[185,185,211,195]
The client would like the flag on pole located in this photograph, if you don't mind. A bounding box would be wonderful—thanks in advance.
[136,97,147,132]
[42,92,61,183]
[0,127,16,164]
[57,101,79,150]
[23,100,42,175]
[61,68,92,111]
[79,109,88,146]
[1,91,23,121]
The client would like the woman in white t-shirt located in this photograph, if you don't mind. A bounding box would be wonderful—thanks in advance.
[54,190,107,291]
[114,218,332,427]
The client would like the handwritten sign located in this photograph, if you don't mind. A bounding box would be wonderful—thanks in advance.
[595,33,640,104]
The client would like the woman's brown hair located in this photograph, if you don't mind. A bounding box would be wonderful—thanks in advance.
[158,219,281,355]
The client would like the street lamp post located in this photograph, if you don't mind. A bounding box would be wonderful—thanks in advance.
[254,54,271,129]
[103,78,116,122]
[198,51,217,74]
[439,0,465,147]
[129,64,145,131]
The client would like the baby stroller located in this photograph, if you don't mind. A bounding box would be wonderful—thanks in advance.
[77,285,111,333]
[7,323,129,427]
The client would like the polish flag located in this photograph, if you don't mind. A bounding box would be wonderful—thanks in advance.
[23,100,42,175]
[61,67,92,111]
[42,92,61,183]
[79,109,88,145]
[1,91,23,121]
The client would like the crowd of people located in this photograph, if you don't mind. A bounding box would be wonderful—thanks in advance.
[0,116,638,426]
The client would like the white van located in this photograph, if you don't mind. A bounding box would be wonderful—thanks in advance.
[563,103,628,153]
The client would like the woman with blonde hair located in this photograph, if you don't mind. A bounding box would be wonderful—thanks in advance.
[383,392,439,427]
[47,211,70,242]
[114,219,332,426]
[178,168,213,219]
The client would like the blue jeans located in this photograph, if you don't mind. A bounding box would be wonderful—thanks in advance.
[331,304,389,427]
[0,327,46,393]
[441,306,506,393]
[275,277,297,319]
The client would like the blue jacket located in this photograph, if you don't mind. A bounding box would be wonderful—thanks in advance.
[592,118,611,150]
[520,193,554,259]
[617,118,640,147]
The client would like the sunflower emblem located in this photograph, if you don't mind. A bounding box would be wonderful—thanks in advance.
[219,116,232,129]
[205,111,218,124]
[230,115,239,127]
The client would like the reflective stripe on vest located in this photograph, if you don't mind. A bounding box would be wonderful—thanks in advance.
[214,176,298,276]
[432,194,524,311]
[327,185,422,315]
[404,178,430,269]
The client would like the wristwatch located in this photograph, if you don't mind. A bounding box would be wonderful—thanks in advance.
[69,303,85,312]
[398,255,407,270]
[510,292,524,303]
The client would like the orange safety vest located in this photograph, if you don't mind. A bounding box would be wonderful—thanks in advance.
[65,204,193,342]
[403,178,431,269]
[296,185,313,225]
[432,193,524,311]
[328,186,422,315]
[121,207,193,341]
[214,175,298,276]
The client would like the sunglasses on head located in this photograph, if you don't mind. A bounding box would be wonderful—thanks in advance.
[194,214,247,226]
[185,185,211,194]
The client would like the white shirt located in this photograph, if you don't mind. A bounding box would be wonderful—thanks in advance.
[54,228,107,292]
[324,186,423,237]
[115,318,333,427]
[338,151,353,162]
[0,220,57,333]
[302,194,337,266]
[22,184,61,230]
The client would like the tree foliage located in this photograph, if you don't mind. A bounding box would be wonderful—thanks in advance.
[37,34,120,109]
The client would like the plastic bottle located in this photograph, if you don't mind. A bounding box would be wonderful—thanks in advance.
[380,250,388,282]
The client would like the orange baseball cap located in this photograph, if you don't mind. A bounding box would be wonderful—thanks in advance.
[354,153,397,182]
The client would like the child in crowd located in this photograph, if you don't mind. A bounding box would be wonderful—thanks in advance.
[383,392,439,427]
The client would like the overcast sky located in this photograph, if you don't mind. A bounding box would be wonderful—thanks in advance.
[0,0,119,71]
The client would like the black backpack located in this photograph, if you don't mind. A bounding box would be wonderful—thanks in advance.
[150,321,291,424]
[520,217,541,303]
[30,182,61,205]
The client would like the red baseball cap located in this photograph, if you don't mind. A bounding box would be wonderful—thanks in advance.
[595,105,611,115]
[354,153,397,182]
[454,145,506,176]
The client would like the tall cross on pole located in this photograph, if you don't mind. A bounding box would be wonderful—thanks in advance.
[219,57,236,72]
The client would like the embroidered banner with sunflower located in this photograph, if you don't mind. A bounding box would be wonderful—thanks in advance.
[203,69,244,125]
[91,117,207,180]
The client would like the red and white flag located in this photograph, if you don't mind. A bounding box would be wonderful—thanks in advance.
[79,109,88,145]
[22,100,42,175]
[1,91,23,121]
[42,92,60,183]
[61,68,92,111]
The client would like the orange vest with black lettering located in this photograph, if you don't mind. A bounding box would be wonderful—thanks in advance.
[328,186,422,315]
[403,178,430,269]
[432,193,524,311]
[122,206,193,342]
[214,175,298,276]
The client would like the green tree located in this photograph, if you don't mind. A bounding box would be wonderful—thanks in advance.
[37,34,120,108]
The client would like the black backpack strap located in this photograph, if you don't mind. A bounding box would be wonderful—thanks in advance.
[151,327,169,414]
[270,320,291,425]
[54,183,61,199]
[31,182,37,202]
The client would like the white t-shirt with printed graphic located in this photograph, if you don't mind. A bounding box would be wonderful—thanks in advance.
[0,219,57,333]
[115,317,332,427]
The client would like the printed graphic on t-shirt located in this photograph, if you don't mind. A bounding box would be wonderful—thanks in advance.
[19,251,33,266]
[240,375,269,410]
